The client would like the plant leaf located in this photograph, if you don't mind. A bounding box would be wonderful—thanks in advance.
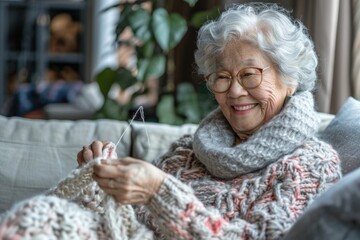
[95,67,118,96]
[145,55,166,79]
[128,8,151,42]
[196,82,217,118]
[189,7,221,29]
[141,40,155,58]
[135,26,152,43]
[115,5,133,39]
[137,58,150,82]
[98,98,130,120]
[152,9,187,52]
[115,68,138,89]
[137,55,166,81]
[169,13,187,49]
[152,8,170,52]
[128,8,149,29]
[176,82,201,123]
[156,94,183,125]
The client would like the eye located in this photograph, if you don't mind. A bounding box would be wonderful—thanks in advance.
[239,68,259,78]
[242,72,256,77]
[216,72,231,80]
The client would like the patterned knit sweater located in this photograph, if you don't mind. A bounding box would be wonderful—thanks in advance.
[0,91,341,240]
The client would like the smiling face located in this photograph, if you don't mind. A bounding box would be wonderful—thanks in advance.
[213,40,295,137]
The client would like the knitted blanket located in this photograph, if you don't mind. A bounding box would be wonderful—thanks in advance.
[0,143,153,239]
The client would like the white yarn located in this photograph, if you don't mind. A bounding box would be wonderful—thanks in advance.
[43,141,153,239]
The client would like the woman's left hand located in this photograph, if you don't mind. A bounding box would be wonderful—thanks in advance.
[92,157,166,205]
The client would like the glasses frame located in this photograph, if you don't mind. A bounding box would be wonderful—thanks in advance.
[205,66,271,93]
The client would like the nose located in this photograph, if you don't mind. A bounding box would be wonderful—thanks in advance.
[227,78,248,98]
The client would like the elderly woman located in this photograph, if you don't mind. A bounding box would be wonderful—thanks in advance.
[0,3,341,240]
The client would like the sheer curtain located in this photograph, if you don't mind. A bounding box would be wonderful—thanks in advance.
[352,0,360,99]
[294,0,352,113]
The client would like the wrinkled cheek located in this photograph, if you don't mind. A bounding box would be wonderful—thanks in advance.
[251,95,276,123]
[262,97,283,122]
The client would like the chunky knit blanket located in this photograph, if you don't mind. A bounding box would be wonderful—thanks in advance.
[0,91,342,239]
[0,143,154,240]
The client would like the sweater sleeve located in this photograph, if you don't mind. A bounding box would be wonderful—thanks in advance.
[146,140,342,240]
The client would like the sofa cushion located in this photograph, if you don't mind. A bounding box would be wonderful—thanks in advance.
[0,116,131,213]
[320,97,360,174]
[317,112,335,133]
[131,121,198,163]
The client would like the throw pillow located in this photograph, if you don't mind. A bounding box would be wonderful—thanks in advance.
[131,122,198,163]
[320,97,360,175]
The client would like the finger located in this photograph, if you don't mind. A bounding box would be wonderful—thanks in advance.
[83,146,93,163]
[97,158,122,166]
[97,157,140,166]
[91,140,104,159]
[118,157,139,165]
[92,174,114,189]
[102,141,111,148]
[76,149,85,166]
[102,141,116,159]
[93,161,125,178]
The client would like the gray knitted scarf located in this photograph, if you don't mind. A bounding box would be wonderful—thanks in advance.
[193,91,319,179]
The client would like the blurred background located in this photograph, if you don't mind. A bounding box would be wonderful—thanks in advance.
[0,0,357,124]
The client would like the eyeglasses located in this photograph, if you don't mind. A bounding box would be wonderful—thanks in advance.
[206,66,271,93]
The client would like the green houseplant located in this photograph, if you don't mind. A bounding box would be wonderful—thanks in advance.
[95,0,219,124]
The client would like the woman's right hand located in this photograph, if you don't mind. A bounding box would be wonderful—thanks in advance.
[76,140,111,167]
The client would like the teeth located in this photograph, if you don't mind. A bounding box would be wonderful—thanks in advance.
[233,104,256,111]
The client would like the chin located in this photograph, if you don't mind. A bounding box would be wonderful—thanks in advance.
[231,119,262,134]
[231,123,252,132]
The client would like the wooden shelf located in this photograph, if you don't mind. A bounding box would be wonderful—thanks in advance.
[0,0,90,111]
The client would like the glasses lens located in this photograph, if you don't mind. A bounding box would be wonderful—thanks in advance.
[207,67,263,93]
[238,67,262,89]
[207,72,231,93]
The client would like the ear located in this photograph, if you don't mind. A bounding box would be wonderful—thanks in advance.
[286,87,296,96]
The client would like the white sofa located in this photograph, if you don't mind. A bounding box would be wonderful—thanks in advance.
[0,112,335,214]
